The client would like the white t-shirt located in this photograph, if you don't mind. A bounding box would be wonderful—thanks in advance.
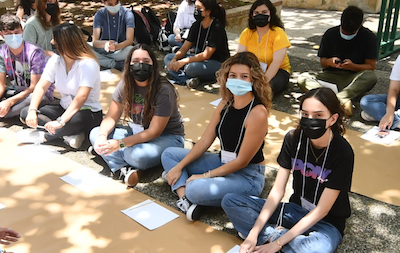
[174,0,196,30]
[390,55,400,81]
[42,55,102,112]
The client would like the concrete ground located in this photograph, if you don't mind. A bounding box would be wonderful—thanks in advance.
[1,7,400,253]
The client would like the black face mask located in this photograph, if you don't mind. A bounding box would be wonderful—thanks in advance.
[253,14,270,27]
[46,3,58,16]
[300,117,328,139]
[129,63,153,82]
[194,9,204,22]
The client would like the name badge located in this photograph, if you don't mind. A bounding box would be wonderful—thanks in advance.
[300,196,316,212]
[259,61,268,73]
[221,150,236,164]
[128,122,144,134]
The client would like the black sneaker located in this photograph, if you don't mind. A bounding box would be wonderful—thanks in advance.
[176,196,202,221]
[186,77,200,89]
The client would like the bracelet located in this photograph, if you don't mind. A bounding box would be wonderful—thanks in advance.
[208,170,211,178]
[56,117,66,126]
[276,239,282,249]
[203,173,206,178]
[28,108,39,113]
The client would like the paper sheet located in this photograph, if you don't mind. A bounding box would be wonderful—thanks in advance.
[14,144,59,164]
[226,245,240,253]
[0,202,5,210]
[121,199,179,230]
[210,98,222,107]
[317,80,339,93]
[361,126,400,145]
[60,167,112,192]
[100,69,117,81]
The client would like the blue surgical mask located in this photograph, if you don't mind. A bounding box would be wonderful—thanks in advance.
[4,34,23,49]
[340,28,358,40]
[106,3,121,14]
[226,78,252,96]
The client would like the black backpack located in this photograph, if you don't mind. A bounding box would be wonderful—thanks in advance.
[165,11,177,36]
[141,6,161,45]
[130,5,152,45]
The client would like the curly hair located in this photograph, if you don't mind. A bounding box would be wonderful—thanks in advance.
[216,51,272,112]
[248,0,284,30]
[121,44,164,128]
[295,87,346,135]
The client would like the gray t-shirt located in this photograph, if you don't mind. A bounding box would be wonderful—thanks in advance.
[23,16,53,52]
[112,80,184,136]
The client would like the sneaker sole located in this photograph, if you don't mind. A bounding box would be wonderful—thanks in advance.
[186,204,202,221]
[124,169,140,187]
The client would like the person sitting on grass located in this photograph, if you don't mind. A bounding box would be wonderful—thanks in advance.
[90,44,185,188]
[161,52,272,221]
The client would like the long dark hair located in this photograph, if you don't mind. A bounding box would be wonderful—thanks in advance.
[248,0,284,30]
[295,88,346,135]
[17,0,34,18]
[36,0,61,30]
[199,0,227,27]
[121,44,161,127]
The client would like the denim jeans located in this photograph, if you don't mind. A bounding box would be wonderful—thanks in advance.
[92,46,133,69]
[164,53,222,85]
[161,147,265,207]
[90,126,185,172]
[167,34,184,48]
[221,193,342,253]
[360,94,400,129]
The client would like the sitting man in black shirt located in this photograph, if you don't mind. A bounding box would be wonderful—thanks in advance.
[297,6,378,117]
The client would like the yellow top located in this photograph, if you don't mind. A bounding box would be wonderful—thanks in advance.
[238,27,291,73]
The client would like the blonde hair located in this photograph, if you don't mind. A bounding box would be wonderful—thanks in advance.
[53,23,97,62]
[216,52,272,112]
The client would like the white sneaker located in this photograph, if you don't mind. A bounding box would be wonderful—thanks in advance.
[161,171,168,183]
[63,132,85,149]
[361,111,376,122]
[16,129,45,144]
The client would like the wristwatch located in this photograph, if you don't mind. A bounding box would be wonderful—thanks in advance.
[56,117,66,126]
[118,139,126,149]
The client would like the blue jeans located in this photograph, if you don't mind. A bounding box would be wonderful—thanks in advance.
[360,94,400,129]
[221,193,342,253]
[164,53,222,85]
[92,46,133,69]
[161,147,265,207]
[168,34,184,48]
[90,126,184,173]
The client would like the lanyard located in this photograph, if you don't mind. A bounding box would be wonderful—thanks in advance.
[257,30,270,64]
[299,130,332,205]
[195,19,213,54]
[218,97,255,153]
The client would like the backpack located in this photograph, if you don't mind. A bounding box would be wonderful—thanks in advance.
[130,5,152,45]
[157,25,171,52]
[141,6,161,45]
[165,11,177,35]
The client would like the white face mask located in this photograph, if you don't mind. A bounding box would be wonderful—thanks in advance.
[4,34,24,49]
[340,28,358,40]
[106,3,121,14]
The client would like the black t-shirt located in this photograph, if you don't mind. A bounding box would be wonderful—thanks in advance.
[277,130,354,235]
[215,97,265,164]
[187,19,230,63]
[318,26,378,71]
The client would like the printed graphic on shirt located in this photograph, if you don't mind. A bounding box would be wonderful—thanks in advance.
[131,93,144,124]
[291,158,331,183]
[5,59,30,87]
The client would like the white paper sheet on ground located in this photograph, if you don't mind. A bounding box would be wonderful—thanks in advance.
[226,245,240,253]
[0,127,6,133]
[167,78,176,84]
[14,144,59,164]
[60,167,112,192]
[317,80,338,94]
[100,69,117,81]
[121,199,179,230]
[210,98,222,107]
[0,202,5,210]
[361,126,400,145]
